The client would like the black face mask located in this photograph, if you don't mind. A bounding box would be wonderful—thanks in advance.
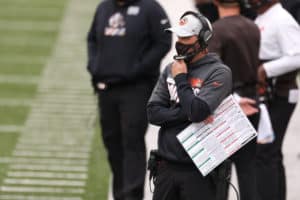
[175,41,200,64]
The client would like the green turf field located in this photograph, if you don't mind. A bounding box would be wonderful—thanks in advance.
[0,0,109,199]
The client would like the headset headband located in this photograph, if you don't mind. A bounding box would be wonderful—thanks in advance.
[180,11,212,48]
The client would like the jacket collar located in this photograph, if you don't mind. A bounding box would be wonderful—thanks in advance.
[188,53,222,69]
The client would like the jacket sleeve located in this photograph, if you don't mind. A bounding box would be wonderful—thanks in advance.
[147,67,188,127]
[264,18,300,77]
[174,68,232,123]
[131,1,172,78]
[87,5,100,75]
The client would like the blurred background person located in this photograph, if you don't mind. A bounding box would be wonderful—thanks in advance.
[194,0,257,22]
[86,0,171,199]
[194,0,220,22]
[248,0,300,200]
[208,0,260,199]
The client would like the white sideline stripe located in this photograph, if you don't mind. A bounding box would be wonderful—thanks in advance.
[10,164,88,172]
[0,157,88,166]
[4,178,85,187]
[0,195,82,200]
[15,145,90,153]
[0,186,85,194]
[0,125,23,133]
[7,171,87,180]
[0,75,39,84]
[0,99,32,107]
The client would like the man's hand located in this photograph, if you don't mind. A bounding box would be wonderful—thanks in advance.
[257,65,267,85]
[239,97,259,116]
[171,60,187,78]
[204,115,214,124]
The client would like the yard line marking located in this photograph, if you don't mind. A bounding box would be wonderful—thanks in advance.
[13,151,90,159]
[7,171,87,180]
[15,145,90,153]
[4,178,85,187]
[0,186,85,194]
[9,164,88,172]
[0,195,82,200]
[0,157,88,166]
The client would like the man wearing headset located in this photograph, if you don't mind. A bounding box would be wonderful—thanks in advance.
[147,11,232,200]
[208,0,260,199]
[248,0,300,200]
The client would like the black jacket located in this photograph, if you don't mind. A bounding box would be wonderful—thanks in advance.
[147,54,232,163]
[87,0,171,86]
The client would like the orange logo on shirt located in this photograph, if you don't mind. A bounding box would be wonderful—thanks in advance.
[189,78,204,88]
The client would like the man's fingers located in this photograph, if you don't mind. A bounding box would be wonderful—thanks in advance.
[240,97,256,105]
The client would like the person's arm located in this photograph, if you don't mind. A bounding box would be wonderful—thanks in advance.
[87,6,99,75]
[262,21,300,78]
[173,62,232,123]
[147,67,188,127]
[174,73,211,122]
[130,1,172,79]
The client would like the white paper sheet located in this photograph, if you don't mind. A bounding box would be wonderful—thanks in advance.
[177,95,257,176]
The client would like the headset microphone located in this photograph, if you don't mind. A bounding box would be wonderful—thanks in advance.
[173,55,188,60]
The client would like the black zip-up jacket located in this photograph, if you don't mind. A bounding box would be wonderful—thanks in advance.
[147,53,232,163]
[87,0,171,86]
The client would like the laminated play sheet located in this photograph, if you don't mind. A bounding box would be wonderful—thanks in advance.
[177,95,257,176]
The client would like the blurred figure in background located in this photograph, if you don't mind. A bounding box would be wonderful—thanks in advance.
[248,0,300,199]
[194,0,220,22]
[208,0,260,199]
[86,0,171,199]
[194,0,257,22]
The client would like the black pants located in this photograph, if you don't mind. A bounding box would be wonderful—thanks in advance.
[153,160,216,200]
[256,96,296,200]
[98,82,154,200]
[228,113,259,200]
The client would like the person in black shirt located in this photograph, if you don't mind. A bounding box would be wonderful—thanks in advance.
[87,0,171,199]
[208,0,261,200]
[147,11,232,200]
